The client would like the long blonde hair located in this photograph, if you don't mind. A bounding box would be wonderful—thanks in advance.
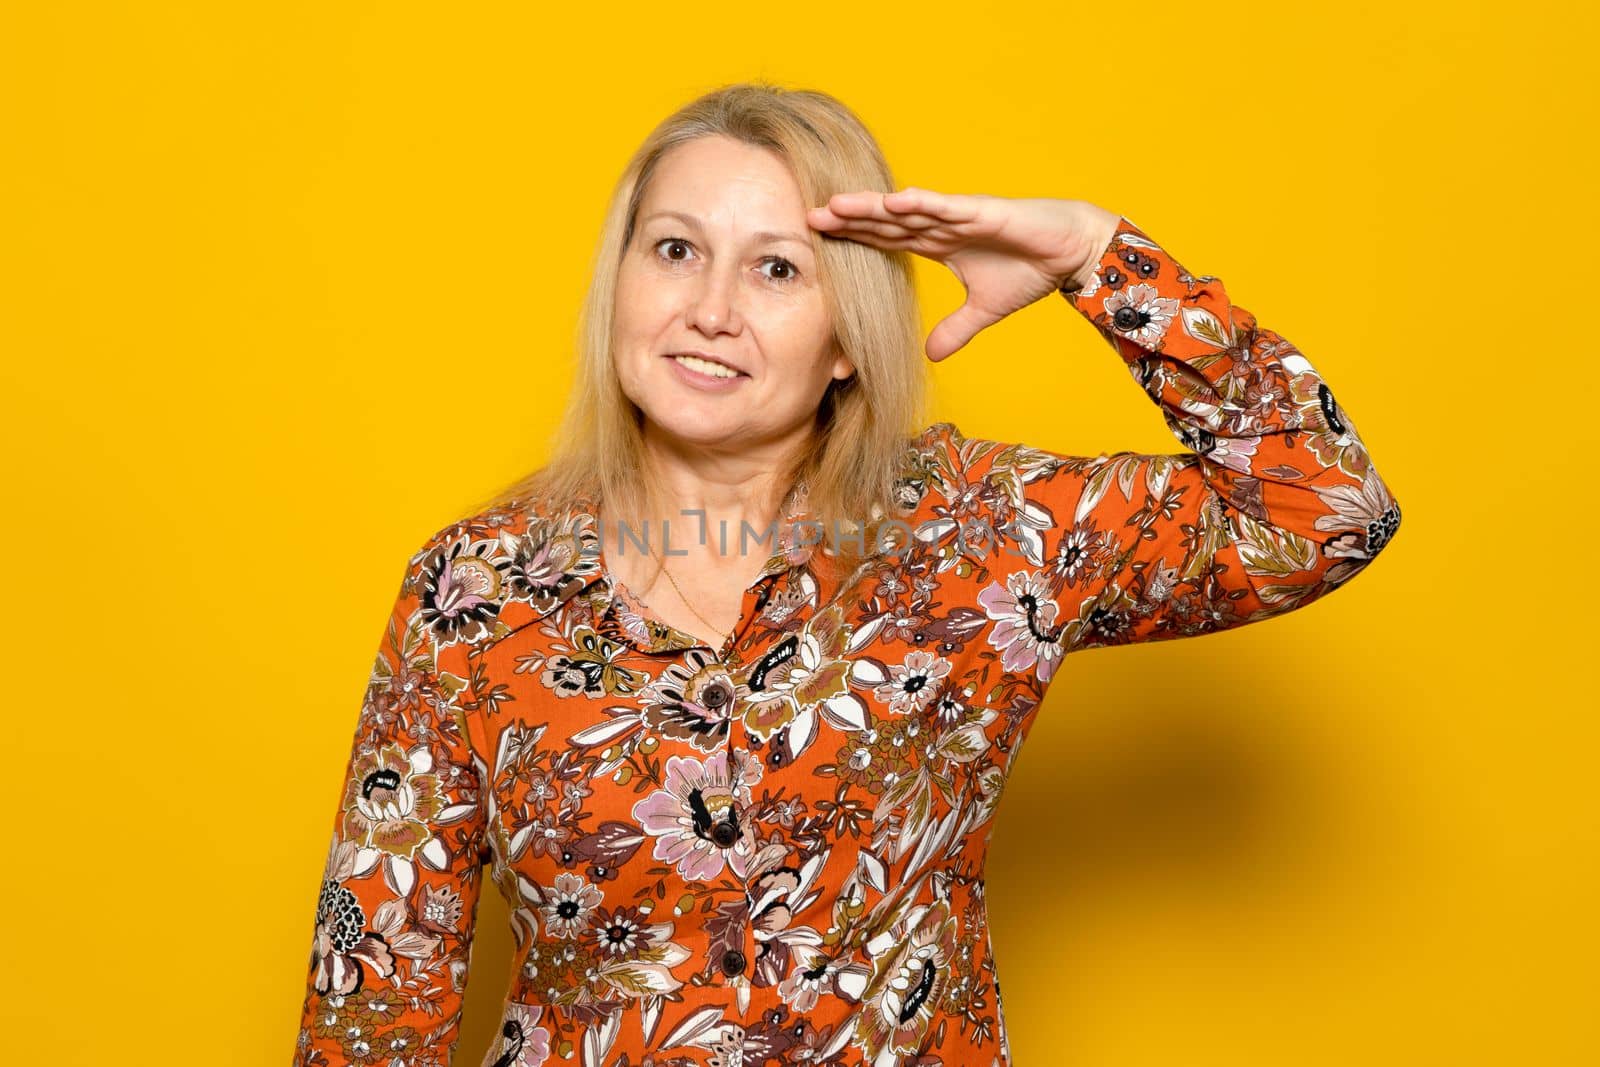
[473,81,932,581]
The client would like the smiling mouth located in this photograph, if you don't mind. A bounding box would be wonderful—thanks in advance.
[666,353,746,379]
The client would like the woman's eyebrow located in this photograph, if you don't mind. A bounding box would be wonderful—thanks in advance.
[641,209,809,248]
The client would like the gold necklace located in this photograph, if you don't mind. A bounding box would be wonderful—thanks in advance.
[658,563,725,640]
[625,548,743,809]
[627,542,729,647]
[622,481,807,647]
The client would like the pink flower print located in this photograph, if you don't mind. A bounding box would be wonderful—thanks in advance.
[631,750,762,883]
[978,570,1066,684]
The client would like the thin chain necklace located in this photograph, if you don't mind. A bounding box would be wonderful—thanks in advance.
[620,537,730,648]
[658,562,728,645]
[629,541,745,806]
[618,478,807,648]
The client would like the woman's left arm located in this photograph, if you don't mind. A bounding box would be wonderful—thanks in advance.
[985,214,1403,654]
[808,190,1402,661]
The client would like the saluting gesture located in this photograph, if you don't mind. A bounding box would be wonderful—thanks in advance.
[806,187,1124,361]
[294,84,1402,1067]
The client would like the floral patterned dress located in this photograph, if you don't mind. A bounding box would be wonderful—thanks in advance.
[293,215,1402,1067]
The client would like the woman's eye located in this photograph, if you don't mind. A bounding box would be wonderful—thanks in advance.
[655,238,692,262]
[760,257,800,283]
[652,238,799,284]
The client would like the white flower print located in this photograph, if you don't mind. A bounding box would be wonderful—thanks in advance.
[874,650,952,715]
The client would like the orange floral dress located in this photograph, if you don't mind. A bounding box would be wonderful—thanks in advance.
[293,215,1401,1067]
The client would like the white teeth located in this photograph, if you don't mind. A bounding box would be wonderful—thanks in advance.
[672,354,740,379]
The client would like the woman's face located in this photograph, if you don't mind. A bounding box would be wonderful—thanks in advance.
[613,135,853,456]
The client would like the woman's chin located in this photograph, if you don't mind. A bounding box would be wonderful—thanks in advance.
[641,411,746,447]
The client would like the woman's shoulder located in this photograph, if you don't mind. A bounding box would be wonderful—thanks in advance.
[398,492,603,644]
[913,419,964,451]
[408,494,540,559]
[911,419,1023,455]
[907,419,1031,477]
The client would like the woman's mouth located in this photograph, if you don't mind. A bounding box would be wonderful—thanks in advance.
[664,352,748,391]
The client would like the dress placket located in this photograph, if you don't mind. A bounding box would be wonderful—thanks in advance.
[578,488,817,995]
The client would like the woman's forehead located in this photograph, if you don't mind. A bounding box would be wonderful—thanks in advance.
[643,140,808,230]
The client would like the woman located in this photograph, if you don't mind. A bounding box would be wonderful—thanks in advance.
[293,83,1400,1067]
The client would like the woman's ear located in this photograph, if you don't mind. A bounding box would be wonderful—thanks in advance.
[830,349,855,381]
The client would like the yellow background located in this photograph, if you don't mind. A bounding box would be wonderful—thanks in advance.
[4,2,1592,1064]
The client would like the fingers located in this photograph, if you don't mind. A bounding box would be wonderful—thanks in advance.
[814,214,916,240]
[806,187,983,258]
[809,188,954,231]
[884,186,980,224]
[851,192,945,229]
[807,211,919,251]
[926,301,1001,362]
[807,189,953,251]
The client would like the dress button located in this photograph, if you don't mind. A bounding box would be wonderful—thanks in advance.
[702,686,726,709]
[1113,306,1141,331]
[710,818,739,847]
[720,949,747,976]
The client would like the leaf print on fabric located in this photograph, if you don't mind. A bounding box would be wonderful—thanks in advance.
[296,217,1401,1067]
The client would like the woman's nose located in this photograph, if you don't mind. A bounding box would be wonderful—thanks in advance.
[685,266,741,332]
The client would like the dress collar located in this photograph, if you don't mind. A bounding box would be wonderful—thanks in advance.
[564,477,819,652]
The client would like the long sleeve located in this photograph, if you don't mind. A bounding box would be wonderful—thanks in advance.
[293,528,492,1066]
[966,214,1401,673]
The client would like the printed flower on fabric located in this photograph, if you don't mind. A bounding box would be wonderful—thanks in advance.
[342,984,408,1033]
[502,514,601,616]
[1284,350,1373,480]
[1314,476,1404,576]
[640,648,748,753]
[977,570,1066,683]
[310,874,395,998]
[418,534,506,646]
[540,871,604,939]
[855,898,959,1061]
[340,740,451,897]
[831,713,919,797]
[1048,518,1110,590]
[1098,282,1180,349]
[540,626,646,699]
[632,749,764,882]
[739,606,860,741]
[584,903,671,961]
[585,914,694,1001]
[777,939,874,1013]
[308,838,443,1000]
[873,649,952,715]
[488,1001,554,1067]
[418,882,465,937]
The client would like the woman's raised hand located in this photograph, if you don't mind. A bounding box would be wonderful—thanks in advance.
[806,188,1123,362]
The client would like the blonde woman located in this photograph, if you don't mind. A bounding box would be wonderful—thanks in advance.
[293,82,1400,1067]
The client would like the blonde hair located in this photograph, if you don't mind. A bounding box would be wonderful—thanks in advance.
[473,80,931,581]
